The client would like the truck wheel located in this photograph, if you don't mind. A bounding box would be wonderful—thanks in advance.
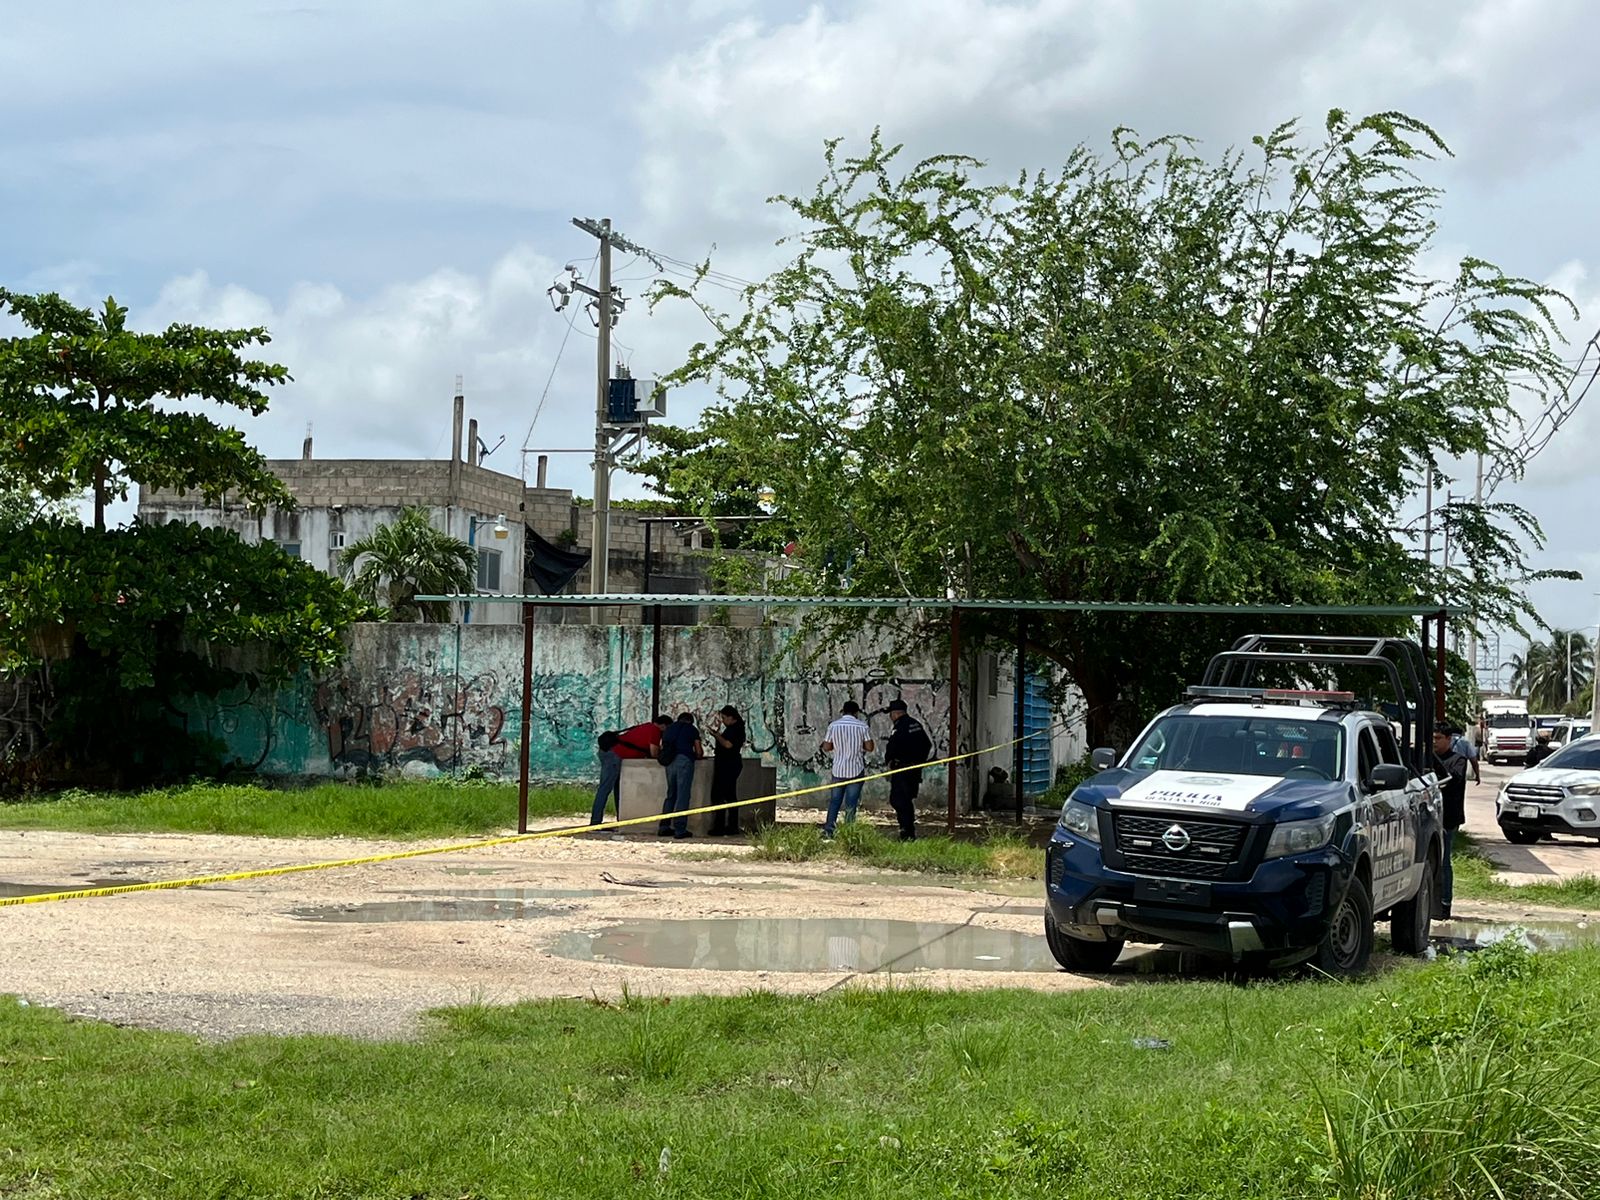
[1314,874,1373,976]
[1501,826,1541,845]
[1044,911,1124,972]
[1389,853,1435,955]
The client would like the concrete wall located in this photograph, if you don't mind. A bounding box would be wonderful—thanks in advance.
[182,622,1085,808]
[140,461,527,624]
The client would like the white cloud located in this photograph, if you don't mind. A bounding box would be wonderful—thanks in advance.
[136,249,622,497]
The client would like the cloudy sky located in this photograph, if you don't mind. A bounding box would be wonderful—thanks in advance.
[6,0,1598,668]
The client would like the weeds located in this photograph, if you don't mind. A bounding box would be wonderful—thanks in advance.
[1318,1045,1600,1199]
[749,821,1040,878]
[6,952,1600,1198]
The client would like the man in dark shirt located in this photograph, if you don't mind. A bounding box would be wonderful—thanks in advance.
[1432,728,1468,920]
[884,698,933,842]
[1526,730,1556,769]
[708,705,748,836]
[658,713,703,839]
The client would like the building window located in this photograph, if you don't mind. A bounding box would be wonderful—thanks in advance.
[331,531,346,549]
[280,542,301,559]
[477,548,501,592]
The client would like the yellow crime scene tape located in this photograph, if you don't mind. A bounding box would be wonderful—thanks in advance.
[0,727,1063,909]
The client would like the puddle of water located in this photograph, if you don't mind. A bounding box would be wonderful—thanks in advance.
[1430,916,1597,953]
[288,899,561,923]
[0,879,125,898]
[383,887,620,900]
[548,917,1055,974]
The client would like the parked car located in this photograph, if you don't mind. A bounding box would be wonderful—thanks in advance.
[1496,737,1600,844]
[1549,718,1592,749]
[1046,635,1443,976]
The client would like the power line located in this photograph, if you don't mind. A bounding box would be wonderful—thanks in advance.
[521,254,597,451]
[1485,325,1600,494]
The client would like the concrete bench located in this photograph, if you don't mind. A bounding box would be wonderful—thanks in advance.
[617,758,778,835]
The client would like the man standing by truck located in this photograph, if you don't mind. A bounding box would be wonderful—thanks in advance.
[1433,727,1468,921]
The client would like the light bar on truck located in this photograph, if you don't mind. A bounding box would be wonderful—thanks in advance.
[1262,689,1357,704]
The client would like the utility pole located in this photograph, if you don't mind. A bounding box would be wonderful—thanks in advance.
[589,219,613,594]
[1423,465,1434,567]
[563,217,662,600]
[1592,597,1600,729]
[1467,451,1483,693]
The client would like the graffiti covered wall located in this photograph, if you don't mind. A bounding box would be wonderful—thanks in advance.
[182,622,1077,804]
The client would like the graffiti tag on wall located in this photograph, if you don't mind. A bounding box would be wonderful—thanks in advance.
[313,669,508,772]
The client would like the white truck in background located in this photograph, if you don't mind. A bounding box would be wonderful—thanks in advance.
[1481,696,1532,765]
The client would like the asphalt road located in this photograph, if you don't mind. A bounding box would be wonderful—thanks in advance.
[1463,759,1600,884]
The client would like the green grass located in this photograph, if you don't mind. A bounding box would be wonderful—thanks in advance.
[3,940,1600,1197]
[750,821,1041,878]
[0,780,592,839]
[1451,833,1600,909]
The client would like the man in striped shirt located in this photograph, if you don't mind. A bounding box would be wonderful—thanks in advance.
[820,700,875,837]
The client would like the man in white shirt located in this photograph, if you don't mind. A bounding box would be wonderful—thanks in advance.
[820,700,875,837]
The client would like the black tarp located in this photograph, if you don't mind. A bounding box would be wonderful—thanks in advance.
[525,529,592,595]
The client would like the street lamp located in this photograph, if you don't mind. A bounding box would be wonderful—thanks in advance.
[469,513,509,542]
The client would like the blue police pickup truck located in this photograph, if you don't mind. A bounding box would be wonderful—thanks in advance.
[1045,635,1445,975]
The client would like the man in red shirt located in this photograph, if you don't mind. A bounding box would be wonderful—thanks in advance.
[592,715,670,825]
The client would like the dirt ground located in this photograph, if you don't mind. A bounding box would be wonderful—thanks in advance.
[0,814,1105,1041]
[4,799,1590,1042]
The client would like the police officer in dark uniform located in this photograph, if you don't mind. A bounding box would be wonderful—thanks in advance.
[884,698,932,842]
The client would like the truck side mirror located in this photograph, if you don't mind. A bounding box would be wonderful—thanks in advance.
[1369,763,1408,790]
[1090,747,1118,771]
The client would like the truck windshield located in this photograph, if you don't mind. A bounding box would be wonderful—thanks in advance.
[1487,714,1530,729]
[1126,716,1344,779]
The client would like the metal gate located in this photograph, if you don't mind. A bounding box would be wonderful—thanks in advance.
[1021,671,1052,796]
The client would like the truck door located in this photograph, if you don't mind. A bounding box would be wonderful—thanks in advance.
[1358,724,1413,910]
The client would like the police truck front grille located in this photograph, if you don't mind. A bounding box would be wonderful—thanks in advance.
[1112,813,1249,880]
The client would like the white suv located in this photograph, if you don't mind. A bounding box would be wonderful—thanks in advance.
[1496,737,1600,844]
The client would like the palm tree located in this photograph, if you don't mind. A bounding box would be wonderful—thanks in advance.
[338,506,476,622]
[1510,632,1595,712]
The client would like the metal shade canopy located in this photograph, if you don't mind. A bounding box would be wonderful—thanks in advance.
[415,590,1461,834]
[415,593,1467,616]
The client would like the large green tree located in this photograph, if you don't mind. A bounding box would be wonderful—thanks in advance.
[0,290,369,786]
[651,112,1575,743]
[0,289,291,528]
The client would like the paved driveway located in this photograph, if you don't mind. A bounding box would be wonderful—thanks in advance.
[1463,760,1600,884]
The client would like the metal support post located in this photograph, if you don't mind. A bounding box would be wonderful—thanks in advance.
[591,221,612,598]
[644,521,662,718]
[1435,610,1448,725]
[947,606,961,835]
[517,602,534,834]
[1013,614,1026,823]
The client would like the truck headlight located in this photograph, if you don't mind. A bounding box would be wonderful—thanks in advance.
[1060,798,1101,844]
[1266,814,1336,859]
[1570,783,1600,797]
